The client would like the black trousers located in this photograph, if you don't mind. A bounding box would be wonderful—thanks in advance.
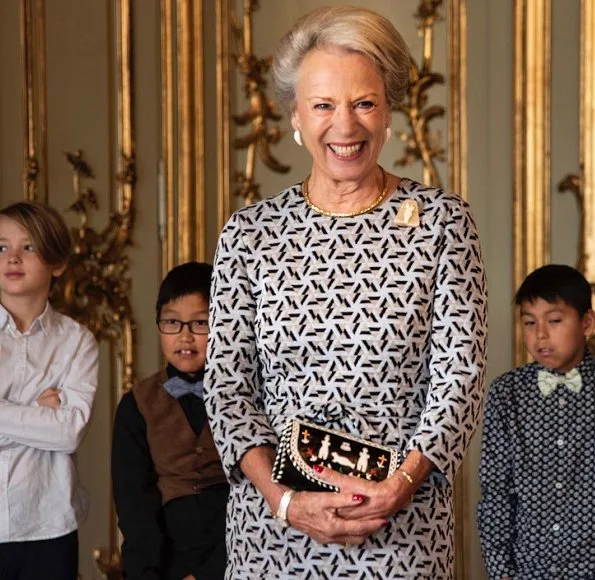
[163,485,228,580]
[0,530,78,580]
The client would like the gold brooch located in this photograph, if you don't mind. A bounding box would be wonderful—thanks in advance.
[394,199,420,227]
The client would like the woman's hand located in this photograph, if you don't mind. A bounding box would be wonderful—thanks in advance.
[285,489,387,546]
[312,467,410,522]
[313,450,435,522]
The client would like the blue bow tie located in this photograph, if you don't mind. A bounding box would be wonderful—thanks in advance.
[163,376,204,399]
[537,368,582,397]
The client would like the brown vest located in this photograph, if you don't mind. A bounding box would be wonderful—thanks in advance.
[133,370,227,505]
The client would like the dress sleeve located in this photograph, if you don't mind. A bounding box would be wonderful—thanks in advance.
[406,196,488,484]
[204,212,278,482]
[112,391,165,580]
[0,329,98,453]
[477,379,517,579]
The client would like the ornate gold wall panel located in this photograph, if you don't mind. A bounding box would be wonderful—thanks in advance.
[20,0,47,202]
[513,0,551,365]
[19,2,138,576]
[160,0,206,275]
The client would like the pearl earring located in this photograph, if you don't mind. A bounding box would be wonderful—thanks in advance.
[293,129,303,147]
[385,127,392,144]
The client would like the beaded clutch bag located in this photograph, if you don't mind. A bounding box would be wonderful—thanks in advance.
[271,419,400,492]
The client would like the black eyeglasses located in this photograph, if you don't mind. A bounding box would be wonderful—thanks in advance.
[156,318,209,335]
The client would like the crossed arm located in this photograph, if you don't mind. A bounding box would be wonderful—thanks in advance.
[0,330,98,453]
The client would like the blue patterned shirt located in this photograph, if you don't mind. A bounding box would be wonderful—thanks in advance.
[477,351,595,579]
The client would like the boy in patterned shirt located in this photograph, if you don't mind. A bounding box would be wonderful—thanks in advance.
[477,264,595,579]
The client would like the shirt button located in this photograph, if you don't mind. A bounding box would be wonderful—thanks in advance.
[556,437,565,448]
[195,446,203,454]
[552,523,560,532]
[558,398,566,407]
[192,483,201,492]
[555,482,563,490]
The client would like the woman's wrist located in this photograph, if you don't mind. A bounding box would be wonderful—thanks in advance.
[398,450,434,488]
[386,450,434,506]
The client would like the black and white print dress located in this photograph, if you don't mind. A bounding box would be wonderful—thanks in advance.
[204,178,488,579]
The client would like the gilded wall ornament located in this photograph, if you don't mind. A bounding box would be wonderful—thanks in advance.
[231,0,290,205]
[50,150,137,393]
[394,0,446,187]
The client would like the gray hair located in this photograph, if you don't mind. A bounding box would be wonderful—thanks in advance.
[272,6,411,112]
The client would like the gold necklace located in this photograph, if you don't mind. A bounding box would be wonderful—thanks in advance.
[302,166,390,218]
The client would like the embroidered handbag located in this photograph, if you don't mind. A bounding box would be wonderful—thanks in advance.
[271,419,400,492]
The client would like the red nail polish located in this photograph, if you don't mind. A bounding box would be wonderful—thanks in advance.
[352,494,365,502]
[313,464,324,473]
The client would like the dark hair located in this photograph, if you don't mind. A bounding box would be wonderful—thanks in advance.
[156,261,212,317]
[0,201,72,267]
[515,264,593,316]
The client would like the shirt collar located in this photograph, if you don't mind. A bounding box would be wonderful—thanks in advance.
[0,301,55,335]
[166,362,204,384]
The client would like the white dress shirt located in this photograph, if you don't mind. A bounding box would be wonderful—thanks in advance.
[0,302,98,542]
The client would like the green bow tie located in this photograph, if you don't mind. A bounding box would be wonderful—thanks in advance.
[537,368,582,397]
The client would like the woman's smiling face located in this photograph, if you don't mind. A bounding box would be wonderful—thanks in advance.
[291,48,391,186]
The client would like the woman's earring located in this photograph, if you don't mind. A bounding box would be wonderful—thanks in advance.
[385,127,392,144]
[293,129,303,147]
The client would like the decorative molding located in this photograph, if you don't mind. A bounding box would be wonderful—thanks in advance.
[161,0,175,273]
[20,0,47,202]
[557,174,584,271]
[445,2,469,578]
[513,0,551,365]
[447,4,468,578]
[216,0,232,231]
[160,0,206,275]
[85,0,136,575]
[230,0,290,206]
[580,0,595,284]
[448,0,467,200]
[395,0,445,188]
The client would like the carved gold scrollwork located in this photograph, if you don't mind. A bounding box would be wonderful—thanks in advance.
[395,0,445,188]
[92,548,123,580]
[231,0,290,205]
[20,0,47,202]
[50,151,137,396]
[558,173,585,272]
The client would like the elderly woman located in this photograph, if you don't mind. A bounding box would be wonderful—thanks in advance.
[205,5,487,579]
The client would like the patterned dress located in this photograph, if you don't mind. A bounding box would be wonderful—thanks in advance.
[204,178,488,579]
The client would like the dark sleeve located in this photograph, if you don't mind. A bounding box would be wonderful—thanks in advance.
[177,393,207,437]
[476,379,517,579]
[111,391,165,580]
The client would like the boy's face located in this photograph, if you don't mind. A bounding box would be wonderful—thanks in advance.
[158,293,209,375]
[520,297,594,373]
[0,216,65,305]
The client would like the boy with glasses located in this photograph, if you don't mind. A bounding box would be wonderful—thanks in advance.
[112,262,228,579]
